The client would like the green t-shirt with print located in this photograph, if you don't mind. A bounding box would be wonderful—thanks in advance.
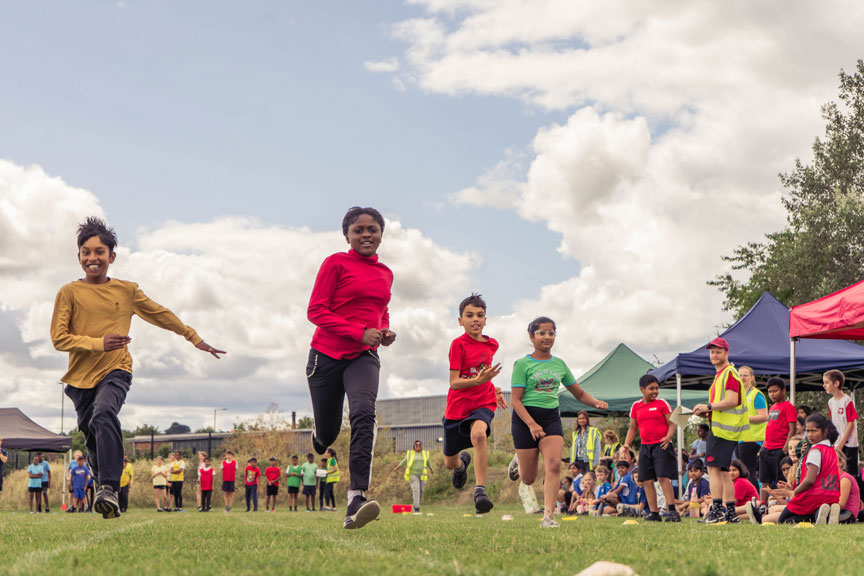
[286,464,303,488]
[511,355,576,409]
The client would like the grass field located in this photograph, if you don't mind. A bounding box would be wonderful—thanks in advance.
[2,504,864,576]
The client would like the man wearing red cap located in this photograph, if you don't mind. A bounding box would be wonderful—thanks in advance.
[693,337,750,525]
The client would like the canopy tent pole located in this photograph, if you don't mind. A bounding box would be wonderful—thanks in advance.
[790,339,797,406]
[676,373,684,505]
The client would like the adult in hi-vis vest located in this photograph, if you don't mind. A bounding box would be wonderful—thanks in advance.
[737,366,768,493]
[393,440,431,512]
[570,411,603,471]
[693,337,750,525]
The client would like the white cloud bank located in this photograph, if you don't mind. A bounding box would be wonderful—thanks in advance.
[0,159,478,432]
[373,0,864,376]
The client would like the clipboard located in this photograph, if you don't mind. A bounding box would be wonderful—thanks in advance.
[669,405,694,428]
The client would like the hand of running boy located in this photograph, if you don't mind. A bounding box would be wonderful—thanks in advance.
[494,387,508,409]
[196,341,226,359]
[103,333,132,351]
[381,330,397,346]
[476,363,502,384]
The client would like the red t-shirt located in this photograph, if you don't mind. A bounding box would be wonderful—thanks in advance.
[445,333,499,420]
[307,250,393,360]
[709,369,741,403]
[199,467,215,491]
[764,400,797,450]
[244,465,261,486]
[733,476,758,506]
[629,398,672,445]
[221,460,237,482]
[265,466,281,486]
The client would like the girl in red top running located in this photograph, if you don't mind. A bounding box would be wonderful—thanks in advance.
[305,206,396,531]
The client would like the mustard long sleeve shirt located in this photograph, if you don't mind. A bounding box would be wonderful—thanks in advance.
[50,279,202,389]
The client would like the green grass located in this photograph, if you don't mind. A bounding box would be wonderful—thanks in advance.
[2,504,863,575]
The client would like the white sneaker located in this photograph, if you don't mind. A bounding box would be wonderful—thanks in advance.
[828,503,841,525]
[815,503,830,525]
[540,515,560,528]
[508,454,520,481]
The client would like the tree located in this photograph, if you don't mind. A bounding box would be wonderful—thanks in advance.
[131,424,159,436]
[710,60,864,317]
[296,416,314,429]
[165,422,192,435]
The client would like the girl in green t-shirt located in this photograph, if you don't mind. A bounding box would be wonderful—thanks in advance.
[508,316,608,528]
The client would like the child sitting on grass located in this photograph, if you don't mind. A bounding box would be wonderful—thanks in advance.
[597,460,636,515]
[574,470,597,515]
[618,467,647,517]
[593,466,612,516]
[730,459,758,520]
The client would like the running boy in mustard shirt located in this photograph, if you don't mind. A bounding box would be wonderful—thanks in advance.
[50,217,225,519]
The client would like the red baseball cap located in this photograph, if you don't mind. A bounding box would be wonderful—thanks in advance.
[706,337,729,350]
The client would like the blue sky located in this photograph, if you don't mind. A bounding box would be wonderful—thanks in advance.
[1,0,577,311]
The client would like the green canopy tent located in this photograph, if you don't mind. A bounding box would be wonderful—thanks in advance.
[559,343,704,417]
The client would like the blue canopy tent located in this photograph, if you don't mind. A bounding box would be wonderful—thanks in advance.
[650,292,864,403]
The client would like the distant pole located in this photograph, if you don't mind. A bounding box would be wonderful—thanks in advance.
[208,431,212,459]
[213,408,227,432]
[150,429,155,460]
[60,383,65,434]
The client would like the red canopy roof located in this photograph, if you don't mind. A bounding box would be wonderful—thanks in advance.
[790,279,864,339]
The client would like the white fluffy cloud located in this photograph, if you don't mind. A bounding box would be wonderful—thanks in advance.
[0,160,477,432]
[376,1,864,378]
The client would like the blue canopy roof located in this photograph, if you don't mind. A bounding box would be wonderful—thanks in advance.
[650,292,864,390]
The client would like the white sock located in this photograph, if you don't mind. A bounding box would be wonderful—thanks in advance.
[347,489,363,503]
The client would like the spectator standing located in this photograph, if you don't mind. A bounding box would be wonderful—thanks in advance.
[319,458,329,511]
[571,411,603,472]
[36,453,51,513]
[824,370,859,475]
[738,366,768,492]
[221,451,237,511]
[244,457,261,512]
[119,455,133,513]
[68,455,90,513]
[602,430,621,459]
[324,448,340,510]
[301,453,318,511]
[759,377,797,504]
[169,452,186,511]
[264,457,281,512]
[195,451,207,511]
[393,441,431,513]
[200,457,215,512]
[27,455,44,513]
[0,437,7,493]
[689,424,709,465]
[67,449,84,503]
[151,455,169,511]
[285,455,303,512]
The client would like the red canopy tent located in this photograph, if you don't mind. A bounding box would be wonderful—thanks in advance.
[789,279,864,401]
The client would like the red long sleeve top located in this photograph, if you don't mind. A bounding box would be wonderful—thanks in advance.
[307,250,393,360]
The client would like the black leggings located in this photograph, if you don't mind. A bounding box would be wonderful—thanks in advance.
[778,507,814,524]
[172,481,184,508]
[306,348,380,492]
[201,490,212,510]
[324,482,336,508]
[738,442,760,492]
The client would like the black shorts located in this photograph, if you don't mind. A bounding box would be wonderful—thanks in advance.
[442,408,495,456]
[706,431,736,470]
[153,485,167,491]
[29,486,43,493]
[287,486,300,494]
[758,447,785,486]
[266,485,279,496]
[303,485,317,496]
[637,442,677,481]
[41,481,50,490]
[511,406,564,450]
[222,481,235,492]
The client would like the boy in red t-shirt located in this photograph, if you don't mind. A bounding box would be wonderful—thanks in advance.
[244,458,262,512]
[221,451,237,512]
[264,457,281,512]
[199,457,215,512]
[622,374,679,522]
[758,377,797,503]
[443,294,507,514]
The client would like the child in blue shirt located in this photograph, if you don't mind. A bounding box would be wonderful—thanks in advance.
[27,456,44,514]
[69,456,91,513]
[597,460,637,515]
[593,465,613,515]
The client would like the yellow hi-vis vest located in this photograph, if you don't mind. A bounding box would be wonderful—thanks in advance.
[742,386,767,443]
[326,458,339,483]
[404,449,429,482]
[571,427,602,470]
[709,365,750,441]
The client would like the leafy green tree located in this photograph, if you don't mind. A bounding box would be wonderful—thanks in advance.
[296,416,314,429]
[131,424,159,436]
[711,60,864,317]
[165,422,192,435]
